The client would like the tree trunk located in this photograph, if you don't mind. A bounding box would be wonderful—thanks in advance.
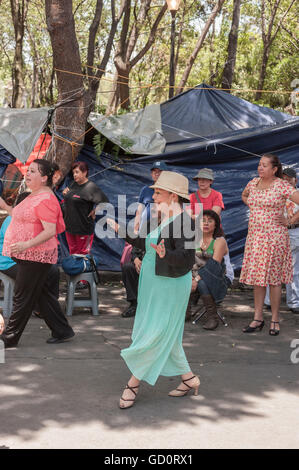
[110,0,167,111]
[256,45,270,100]
[87,0,126,110]
[255,0,295,100]
[45,0,91,176]
[221,0,241,92]
[10,0,28,107]
[176,0,226,95]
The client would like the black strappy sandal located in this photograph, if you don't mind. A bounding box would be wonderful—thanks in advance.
[119,384,139,409]
[168,375,200,397]
[243,319,265,333]
[269,321,280,336]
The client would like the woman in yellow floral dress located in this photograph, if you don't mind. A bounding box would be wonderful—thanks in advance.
[240,154,299,335]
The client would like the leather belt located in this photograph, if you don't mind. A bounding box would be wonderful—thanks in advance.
[287,223,299,229]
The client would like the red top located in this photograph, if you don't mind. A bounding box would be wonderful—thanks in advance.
[190,188,224,215]
[3,192,65,264]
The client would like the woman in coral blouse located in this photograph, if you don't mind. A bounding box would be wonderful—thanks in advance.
[0,159,74,348]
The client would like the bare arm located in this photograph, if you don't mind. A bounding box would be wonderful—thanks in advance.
[10,221,56,255]
[0,197,13,215]
[211,205,222,216]
[212,237,228,263]
[242,188,250,206]
[290,190,299,206]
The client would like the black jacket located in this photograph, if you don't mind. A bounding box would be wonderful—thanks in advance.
[124,213,195,278]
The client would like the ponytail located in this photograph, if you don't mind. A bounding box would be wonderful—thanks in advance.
[33,159,59,187]
[262,154,283,179]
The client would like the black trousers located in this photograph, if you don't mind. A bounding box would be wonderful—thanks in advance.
[1,260,74,347]
[121,262,139,303]
[0,264,60,302]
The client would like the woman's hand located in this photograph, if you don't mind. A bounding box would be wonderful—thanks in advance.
[88,209,96,220]
[191,278,198,292]
[106,218,119,234]
[10,240,30,255]
[62,187,70,196]
[277,214,288,226]
[150,239,166,258]
[134,258,142,274]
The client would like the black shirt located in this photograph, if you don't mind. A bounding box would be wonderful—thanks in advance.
[64,180,109,235]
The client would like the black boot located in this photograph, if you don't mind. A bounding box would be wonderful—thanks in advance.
[122,301,137,318]
[201,295,219,330]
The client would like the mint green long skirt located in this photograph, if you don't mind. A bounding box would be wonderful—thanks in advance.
[121,221,192,386]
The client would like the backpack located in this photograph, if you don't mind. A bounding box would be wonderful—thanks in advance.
[62,254,100,284]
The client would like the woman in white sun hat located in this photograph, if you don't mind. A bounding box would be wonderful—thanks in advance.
[108,171,200,409]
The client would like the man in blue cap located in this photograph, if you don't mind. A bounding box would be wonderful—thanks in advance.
[134,160,168,233]
[121,160,168,318]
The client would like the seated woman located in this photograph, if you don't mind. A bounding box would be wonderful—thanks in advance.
[191,210,230,330]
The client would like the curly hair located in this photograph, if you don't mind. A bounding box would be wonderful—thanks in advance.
[203,209,225,239]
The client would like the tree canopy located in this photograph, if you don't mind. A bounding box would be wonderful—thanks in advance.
[0,0,297,172]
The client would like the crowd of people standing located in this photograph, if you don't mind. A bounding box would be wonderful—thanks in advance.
[0,153,299,409]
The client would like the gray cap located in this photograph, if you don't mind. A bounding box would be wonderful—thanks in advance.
[283,167,297,179]
[193,168,214,181]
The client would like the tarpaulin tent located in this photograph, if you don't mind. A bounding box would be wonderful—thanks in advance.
[73,84,299,272]
[1,86,298,272]
[14,133,52,175]
[0,107,51,195]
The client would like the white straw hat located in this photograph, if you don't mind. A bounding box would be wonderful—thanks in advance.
[150,171,190,201]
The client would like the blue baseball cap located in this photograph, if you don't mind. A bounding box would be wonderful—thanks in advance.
[150,160,168,171]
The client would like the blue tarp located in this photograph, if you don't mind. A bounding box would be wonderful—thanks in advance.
[72,143,299,273]
[2,85,298,273]
[72,85,298,272]
[0,144,16,195]
[160,83,295,149]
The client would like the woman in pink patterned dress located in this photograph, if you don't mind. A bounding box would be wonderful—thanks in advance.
[0,160,74,348]
[241,154,299,335]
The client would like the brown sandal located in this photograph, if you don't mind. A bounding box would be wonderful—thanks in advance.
[119,384,139,409]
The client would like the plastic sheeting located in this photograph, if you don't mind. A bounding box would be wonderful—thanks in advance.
[64,86,299,272]
[88,104,166,155]
[160,83,296,150]
[0,144,16,195]
[66,143,299,273]
[0,107,51,162]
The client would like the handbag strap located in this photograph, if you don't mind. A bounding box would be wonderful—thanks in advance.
[90,255,99,284]
[195,191,202,205]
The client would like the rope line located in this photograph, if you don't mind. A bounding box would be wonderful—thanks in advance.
[54,67,297,95]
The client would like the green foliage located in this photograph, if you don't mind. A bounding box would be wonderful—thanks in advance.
[0,0,297,113]
[93,131,135,162]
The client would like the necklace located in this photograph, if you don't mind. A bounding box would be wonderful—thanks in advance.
[201,237,212,250]
[258,177,276,190]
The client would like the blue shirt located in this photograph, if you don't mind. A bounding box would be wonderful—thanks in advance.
[0,216,16,271]
[138,185,154,228]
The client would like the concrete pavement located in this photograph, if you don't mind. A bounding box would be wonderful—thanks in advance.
[1,277,299,449]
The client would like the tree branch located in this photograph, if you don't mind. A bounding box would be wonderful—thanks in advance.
[130,3,167,68]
